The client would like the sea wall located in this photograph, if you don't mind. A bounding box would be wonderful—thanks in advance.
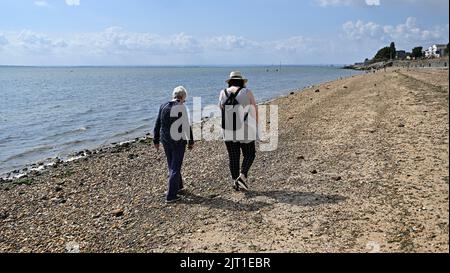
[393,57,449,69]
[345,57,449,70]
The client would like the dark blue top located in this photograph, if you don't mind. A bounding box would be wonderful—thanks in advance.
[153,100,194,146]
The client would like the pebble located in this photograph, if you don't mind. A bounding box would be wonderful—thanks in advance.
[311,170,318,174]
[92,213,102,219]
[0,211,9,220]
[51,197,66,204]
[128,154,138,160]
[112,209,124,217]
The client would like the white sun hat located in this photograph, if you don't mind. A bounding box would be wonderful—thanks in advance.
[226,71,248,84]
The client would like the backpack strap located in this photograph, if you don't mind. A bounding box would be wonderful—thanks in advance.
[224,87,243,98]
[222,87,243,106]
[234,87,244,97]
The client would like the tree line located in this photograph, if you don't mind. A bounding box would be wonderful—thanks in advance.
[370,42,449,62]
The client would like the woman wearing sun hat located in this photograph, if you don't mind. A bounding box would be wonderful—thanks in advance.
[219,71,259,191]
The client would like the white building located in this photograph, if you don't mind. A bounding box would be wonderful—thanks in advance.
[425,44,447,58]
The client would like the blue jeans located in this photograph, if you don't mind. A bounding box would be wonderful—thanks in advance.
[163,142,186,200]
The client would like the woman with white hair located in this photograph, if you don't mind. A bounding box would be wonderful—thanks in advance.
[153,86,194,204]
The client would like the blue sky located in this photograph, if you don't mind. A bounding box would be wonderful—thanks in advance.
[0,0,448,65]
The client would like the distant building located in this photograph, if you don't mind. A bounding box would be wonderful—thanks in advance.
[396,50,407,59]
[425,44,447,58]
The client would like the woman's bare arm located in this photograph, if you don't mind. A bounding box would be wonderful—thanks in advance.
[247,90,259,123]
[219,90,225,110]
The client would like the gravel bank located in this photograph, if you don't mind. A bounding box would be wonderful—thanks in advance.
[1,68,448,253]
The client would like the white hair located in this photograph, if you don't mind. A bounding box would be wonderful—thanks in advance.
[173,86,187,100]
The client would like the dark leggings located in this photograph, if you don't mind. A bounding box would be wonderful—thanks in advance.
[225,141,256,180]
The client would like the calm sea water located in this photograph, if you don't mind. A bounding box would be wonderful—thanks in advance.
[0,66,361,175]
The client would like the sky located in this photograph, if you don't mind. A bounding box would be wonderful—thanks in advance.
[0,0,448,65]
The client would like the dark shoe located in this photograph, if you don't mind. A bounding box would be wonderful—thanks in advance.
[178,188,188,195]
[233,181,240,191]
[166,195,182,204]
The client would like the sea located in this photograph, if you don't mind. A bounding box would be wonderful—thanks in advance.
[0,65,361,176]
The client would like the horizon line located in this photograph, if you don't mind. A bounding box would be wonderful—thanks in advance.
[0,63,348,68]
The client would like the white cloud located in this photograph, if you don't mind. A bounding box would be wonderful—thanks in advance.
[365,0,380,5]
[315,0,380,7]
[34,1,49,7]
[206,35,258,51]
[342,17,449,51]
[15,30,68,52]
[0,20,447,65]
[71,27,202,55]
[65,0,80,6]
[342,20,384,40]
[272,36,313,53]
[394,0,447,6]
[0,28,322,65]
[0,34,9,47]
[315,0,448,7]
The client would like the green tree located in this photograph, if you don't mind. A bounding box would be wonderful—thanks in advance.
[390,42,396,59]
[374,47,391,61]
[445,43,449,55]
[412,46,423,58]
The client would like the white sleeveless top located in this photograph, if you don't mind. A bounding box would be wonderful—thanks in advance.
[219,87,251,106]
[219,87,257,143]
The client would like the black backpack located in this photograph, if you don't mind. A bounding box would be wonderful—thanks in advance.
[221,88,249,131]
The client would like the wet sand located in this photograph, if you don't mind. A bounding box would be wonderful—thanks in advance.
[0,68,448,253]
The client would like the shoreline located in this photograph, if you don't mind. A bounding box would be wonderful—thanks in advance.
[0,73,358,182]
